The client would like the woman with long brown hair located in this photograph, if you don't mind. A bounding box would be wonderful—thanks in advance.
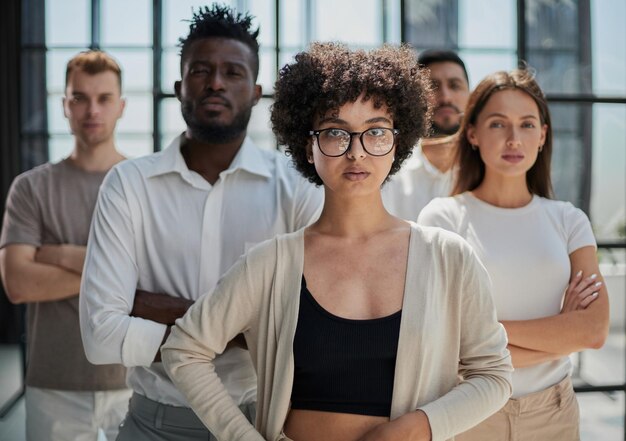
[419,69,609,440]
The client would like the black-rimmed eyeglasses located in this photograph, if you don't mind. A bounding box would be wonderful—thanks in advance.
[308,128,399,157]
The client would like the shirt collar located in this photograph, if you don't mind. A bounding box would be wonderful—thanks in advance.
[144,134,273,180]
[225,137,273,179]
[408,141,450,178]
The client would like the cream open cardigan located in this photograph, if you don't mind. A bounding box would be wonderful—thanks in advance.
[162,224,512,441]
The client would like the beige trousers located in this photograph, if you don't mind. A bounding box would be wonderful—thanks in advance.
[456,376,580,441]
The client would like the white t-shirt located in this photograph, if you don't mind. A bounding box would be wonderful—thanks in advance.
[382,145,453,221]
[418,192,596,397]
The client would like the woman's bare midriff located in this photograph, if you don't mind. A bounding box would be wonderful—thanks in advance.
[283,409,389,441]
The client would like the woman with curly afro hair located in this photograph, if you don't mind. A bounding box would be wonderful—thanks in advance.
[162,43,512,441]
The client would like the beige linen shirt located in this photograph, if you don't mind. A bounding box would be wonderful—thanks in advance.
[162,224,513,441]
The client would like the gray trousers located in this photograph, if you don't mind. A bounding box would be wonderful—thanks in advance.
[116,392,256,441]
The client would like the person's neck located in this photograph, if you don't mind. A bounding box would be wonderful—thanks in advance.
[69,139,124,172]
[311,190,400,239]
[182,130,246,185]
[420,136,457,173]
[472,174,533,208]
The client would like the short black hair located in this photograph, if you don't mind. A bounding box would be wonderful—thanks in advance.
[418,49,469,84]
[178,4,260,79]
[272,43,432,186]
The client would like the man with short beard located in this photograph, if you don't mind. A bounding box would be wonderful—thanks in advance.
[383,50,470,221]
[79,5,322,440]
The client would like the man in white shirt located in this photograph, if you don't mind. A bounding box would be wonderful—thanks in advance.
[383,50,470,220]
[79,5,322,440]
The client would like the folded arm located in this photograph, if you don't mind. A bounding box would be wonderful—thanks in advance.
[79,170,167,367]
[35,244,86,274]
[132,289,195,325]
[502,246,609,356]
[0,244,81,304]
[506,344,562,368]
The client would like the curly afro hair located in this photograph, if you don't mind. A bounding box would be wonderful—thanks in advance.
[271,42,432,186]
[178,4,260,79]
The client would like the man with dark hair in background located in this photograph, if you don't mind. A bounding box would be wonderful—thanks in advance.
[79,5,322,440]
[0,50,131,441]
[383,49,470,220]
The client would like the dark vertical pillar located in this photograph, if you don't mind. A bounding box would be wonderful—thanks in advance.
[0,0,27,417]
[578,0,593,215]
[0,0,25,346]
[21,0,48,171]
[91,0,101,49]
[516,0,526,65]
[153,0,162,152]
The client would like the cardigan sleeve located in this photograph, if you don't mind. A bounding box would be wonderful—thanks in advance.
[419,245,513,441]
[161,241,275,441]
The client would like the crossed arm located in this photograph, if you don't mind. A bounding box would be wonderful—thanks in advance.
[0,241,195,356]
[503,246,610,368]
[129,290,194,362]
[0,243,86,304]
[131,290,247,362]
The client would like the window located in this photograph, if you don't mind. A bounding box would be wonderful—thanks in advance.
[16,1,626,438]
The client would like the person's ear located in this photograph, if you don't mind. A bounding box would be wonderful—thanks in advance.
[306,140,314,164]
[466,125,478,146]
[252,84,262,106]
[117,97,126,119]
[174,81,181,101]
[539,123,548,147]
[62,96,69,119]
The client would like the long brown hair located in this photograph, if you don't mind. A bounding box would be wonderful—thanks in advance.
[452,69,554,198]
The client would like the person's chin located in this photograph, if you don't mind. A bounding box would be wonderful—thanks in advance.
[79,134,107,147]
[198,109,231,122]
[196,117,238,134]
[430,123,460,137]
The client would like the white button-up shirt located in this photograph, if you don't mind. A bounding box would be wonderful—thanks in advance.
[80,135,323,406]
[382,144,454,221]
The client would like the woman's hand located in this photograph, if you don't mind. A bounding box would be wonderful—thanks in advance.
[355,410,431,441]
[561,270,603,313]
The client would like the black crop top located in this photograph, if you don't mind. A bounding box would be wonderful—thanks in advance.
[290,277,401,417]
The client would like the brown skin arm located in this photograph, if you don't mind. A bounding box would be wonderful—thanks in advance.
[131,289,248,362]
[131,289,195,325]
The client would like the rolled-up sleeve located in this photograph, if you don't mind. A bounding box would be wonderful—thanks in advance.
[79,168,167,367]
